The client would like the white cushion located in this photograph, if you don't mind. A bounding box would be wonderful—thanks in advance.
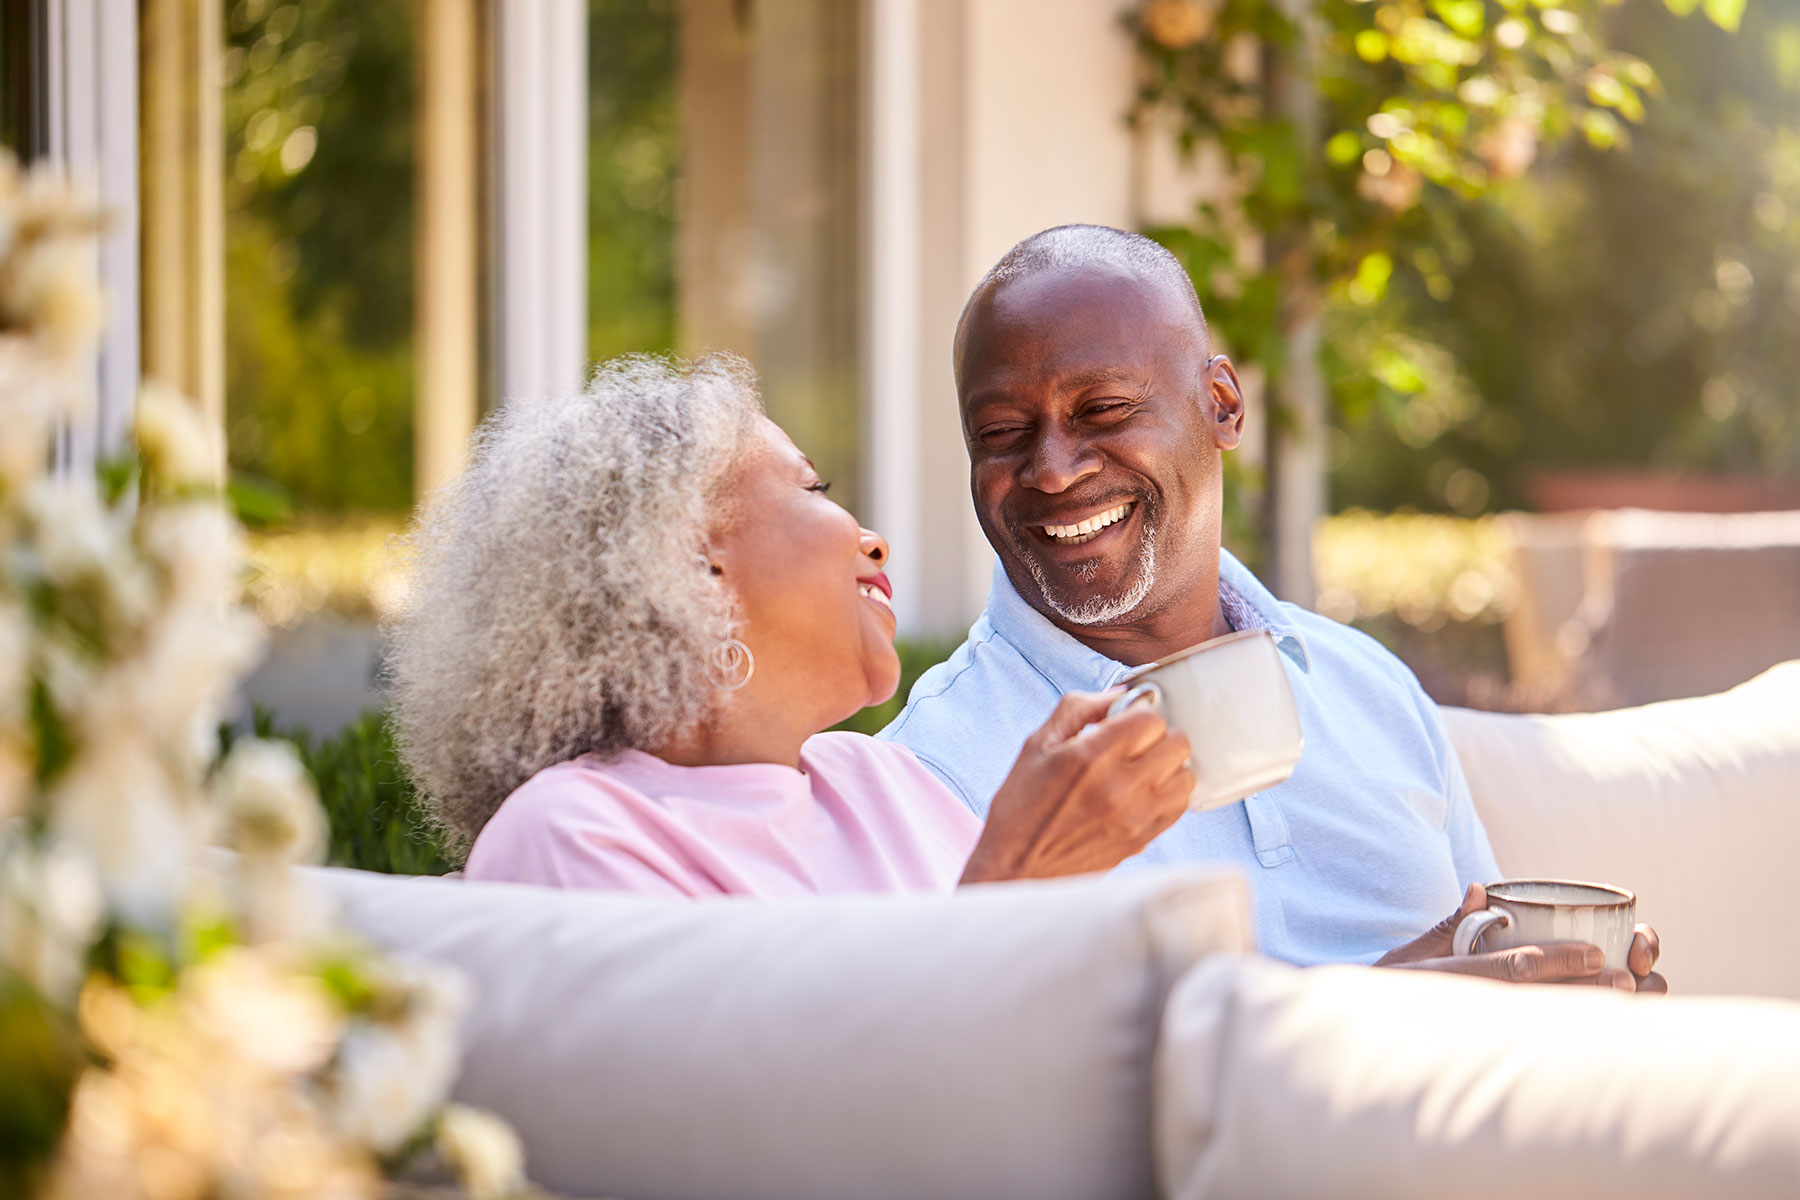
[310,866,1253,1200]
[1444,660,1800,998]
[1157,956,1800,1200]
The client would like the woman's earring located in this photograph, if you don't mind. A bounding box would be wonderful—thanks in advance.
[712,638,755,691]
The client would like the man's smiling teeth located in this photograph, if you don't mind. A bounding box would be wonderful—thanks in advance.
[1040,503,1132,545]
[859,583,893,612]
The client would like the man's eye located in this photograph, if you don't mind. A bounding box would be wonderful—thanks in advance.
[978,427,1028,447]
[807,481,832,494]
[1084,399,1133,418]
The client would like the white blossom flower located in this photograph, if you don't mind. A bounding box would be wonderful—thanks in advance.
[0,219,103,361]
[437,1104,527,1200]
[0,150,470,1199]
[0,826,103,999]
[0,340,66,490]
[0,597,29,822]
[51,974,384,1200]
[139,501,246,608]
[213,739,330,943]
[183,948,346,1077]
[47,735,201,927]
[134,382,223,493]
[213,739,324,865]
[322,960,468,1154]
[23,478,157,647]
[80,601,263,778]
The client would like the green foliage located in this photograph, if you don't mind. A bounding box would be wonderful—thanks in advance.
[1133,0,1673,366]
[587,0,679,363]
[238,707,452,877]
[223,0,417,513]
[1130,0,1760,520]
[1332,1,1800,512]
[0,972,81,1198]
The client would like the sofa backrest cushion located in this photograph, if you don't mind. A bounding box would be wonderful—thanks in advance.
[1444,661,1800,999]
[1158,956,1800,1200]
[309,866,1253,1200]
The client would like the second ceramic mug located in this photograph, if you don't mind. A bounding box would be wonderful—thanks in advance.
[1452,879,1638,971]
[1106,629,1305,813]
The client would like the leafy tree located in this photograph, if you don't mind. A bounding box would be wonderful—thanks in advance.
[1128,0,1745,587]
[1333,0,1800,513]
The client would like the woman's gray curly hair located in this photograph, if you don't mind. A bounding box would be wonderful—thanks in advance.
[386,353,763,850]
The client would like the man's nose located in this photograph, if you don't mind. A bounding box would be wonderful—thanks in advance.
[1021,428,1100,493]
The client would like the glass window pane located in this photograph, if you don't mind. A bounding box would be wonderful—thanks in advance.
[591,0,863,509]
[223,0,416,514]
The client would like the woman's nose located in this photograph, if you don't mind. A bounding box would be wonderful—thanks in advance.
[859,527,890,566]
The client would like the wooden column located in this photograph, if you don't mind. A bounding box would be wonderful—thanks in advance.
[414,0,480,498]
[140,0,222,441]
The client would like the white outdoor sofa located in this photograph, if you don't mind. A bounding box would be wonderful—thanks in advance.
[313,661,1800,1200]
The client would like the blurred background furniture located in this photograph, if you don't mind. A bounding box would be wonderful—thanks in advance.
[1502,510,1800,708]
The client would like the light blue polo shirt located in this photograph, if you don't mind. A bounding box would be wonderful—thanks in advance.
[879,550,1500,966]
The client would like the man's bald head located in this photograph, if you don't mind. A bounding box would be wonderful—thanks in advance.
[954,225,1210,377]
[952,222,1245,654]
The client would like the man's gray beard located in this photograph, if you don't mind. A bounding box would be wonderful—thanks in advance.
[1021,515,1158,627]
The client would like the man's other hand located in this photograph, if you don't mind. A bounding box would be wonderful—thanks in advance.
[1376,884,1667,993]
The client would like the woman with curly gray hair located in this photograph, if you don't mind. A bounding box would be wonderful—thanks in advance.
[387,353,1195,895]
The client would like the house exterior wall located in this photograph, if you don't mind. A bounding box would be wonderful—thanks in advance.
[868,0,1155,638]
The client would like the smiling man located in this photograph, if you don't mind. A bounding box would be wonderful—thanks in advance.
[881,225,1664,988]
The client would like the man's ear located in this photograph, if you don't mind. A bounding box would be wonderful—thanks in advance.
[1205,355,1246,451]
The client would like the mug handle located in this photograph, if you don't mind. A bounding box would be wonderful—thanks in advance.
[1107,681,1163,719]
[1452,905,1513,958]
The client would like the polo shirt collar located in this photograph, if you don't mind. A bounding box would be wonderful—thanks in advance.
[984,548,1311,694]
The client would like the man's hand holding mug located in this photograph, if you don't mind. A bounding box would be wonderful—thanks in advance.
[1378,880,1666,993]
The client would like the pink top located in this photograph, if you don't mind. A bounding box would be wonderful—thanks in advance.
[463,732,984,898]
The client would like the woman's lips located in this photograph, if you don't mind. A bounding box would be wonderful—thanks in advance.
[858,571,894,614]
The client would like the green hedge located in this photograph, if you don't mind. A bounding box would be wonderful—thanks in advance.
[252,639,961,874]
[234,708,452,877]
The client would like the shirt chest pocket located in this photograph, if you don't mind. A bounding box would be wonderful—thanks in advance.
[1243,793,1295,868]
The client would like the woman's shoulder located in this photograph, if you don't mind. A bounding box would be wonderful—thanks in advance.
[484,753,655,832]
[802,729,920,769]
[466,752,692,891]
[800,731,959,797]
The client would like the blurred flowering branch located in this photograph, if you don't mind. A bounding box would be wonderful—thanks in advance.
[0,154,532,1200]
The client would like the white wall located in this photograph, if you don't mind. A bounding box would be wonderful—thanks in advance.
[866,0,1156,637]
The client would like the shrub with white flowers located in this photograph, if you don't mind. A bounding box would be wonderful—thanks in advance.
[0,154,532,1199]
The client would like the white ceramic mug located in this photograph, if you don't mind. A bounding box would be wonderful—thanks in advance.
[1106,629,1305,813]
[1452,879,1637,970]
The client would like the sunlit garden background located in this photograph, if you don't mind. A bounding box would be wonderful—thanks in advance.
[0,1,1795,1194]
[209,0,1800,878]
